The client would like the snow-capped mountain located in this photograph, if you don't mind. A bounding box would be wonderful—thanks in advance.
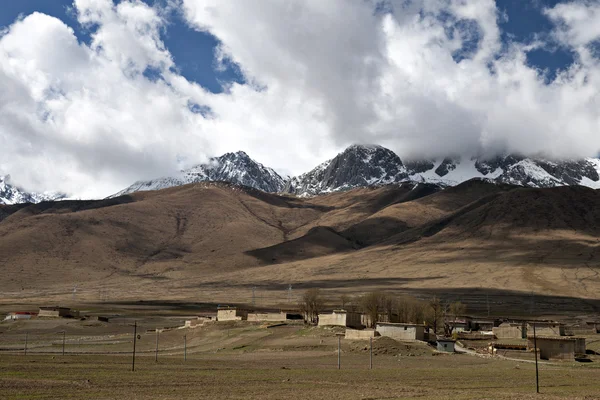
[284,145,407,196]
[112,151,286,197]
[284,145,600,196]
[111,145,600,199]
[405,155,600,189]
[0,175,65,205]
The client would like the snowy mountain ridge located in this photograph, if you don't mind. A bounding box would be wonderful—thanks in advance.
[4,145,600,205]
[111,151,286,198]
[0,175,65,205]
[112,145,600,198]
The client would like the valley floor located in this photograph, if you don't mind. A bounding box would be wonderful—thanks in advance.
[1,315,599,399]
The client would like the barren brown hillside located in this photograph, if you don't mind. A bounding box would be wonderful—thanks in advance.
[1,180,599,316]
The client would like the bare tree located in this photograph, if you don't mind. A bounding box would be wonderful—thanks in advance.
[340,294,350,310]
[443,301,466,336]
[359,291,392,328]
[426,296,442,334]
[299,288,324,324]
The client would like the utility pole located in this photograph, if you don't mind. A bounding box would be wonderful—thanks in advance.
[132,321,137,372]
[337,336,341,370]
[24,332,28,356]
[533,322,539,394]
[62,331,66,356]
[486,293,490,317]
[155,330,159,363]
[184,335,187,361]
[369,336,373,370]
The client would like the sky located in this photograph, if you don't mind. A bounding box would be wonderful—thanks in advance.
[1,0,600,198]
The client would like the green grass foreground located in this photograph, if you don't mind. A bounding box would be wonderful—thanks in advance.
[1,353,599,399]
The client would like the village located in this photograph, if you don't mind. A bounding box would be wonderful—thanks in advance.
[3,298,599,363]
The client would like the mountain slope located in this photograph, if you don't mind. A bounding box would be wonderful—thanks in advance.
[1,180,600,314]
[112,151,286,197]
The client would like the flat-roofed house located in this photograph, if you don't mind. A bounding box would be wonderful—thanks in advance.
[216,306,248,321]
[38,307,79,318]
[527,322,564,336]
[376,322,426,341]
[493,322,527,339]
[318,310,362,328]
[527,336,586,360]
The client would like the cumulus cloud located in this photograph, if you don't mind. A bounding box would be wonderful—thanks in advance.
[0,0,211,198]
[2,0,600,197]
[183,0,600,161]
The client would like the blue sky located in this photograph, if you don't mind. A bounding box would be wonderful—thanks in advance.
[0,0,244,93]
[0,0,574,93]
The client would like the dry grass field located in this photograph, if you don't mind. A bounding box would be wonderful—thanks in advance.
[1,318,599,400]
[3,353,600,400]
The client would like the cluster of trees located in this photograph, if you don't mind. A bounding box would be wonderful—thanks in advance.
[300,289,466,334]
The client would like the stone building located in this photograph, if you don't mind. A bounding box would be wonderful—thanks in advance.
[527,322,564,336]
[318,310,362,328]
[216,306,248,321]
[527,336,585,360]
[376,322,426,341]
[247,311,303,322]
[38,307,78,318]
[493,322,527,339]
[437,338,456,352]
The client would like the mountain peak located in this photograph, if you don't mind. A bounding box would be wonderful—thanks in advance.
[111,151,285,198]
[284,144,406,196]
[345,144,383,151]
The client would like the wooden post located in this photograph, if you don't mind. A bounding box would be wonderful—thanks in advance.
[62,331,65,356]
[132,321,137,372]
[533,322,539,393]
[155,329,159,363]
[369,336,373,370]
[184,335,187,361]
[24,332,28,356]
[337,336,341,370]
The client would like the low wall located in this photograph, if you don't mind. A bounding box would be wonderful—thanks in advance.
[318,313,347,327]
[345,329,378,340]
[217,309,247,321]
[247,312,287,322]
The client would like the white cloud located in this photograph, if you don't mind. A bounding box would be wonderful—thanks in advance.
[0,1,212,198]
[2,0,600,198]
[182,0,600,161]
[545,1,600,48]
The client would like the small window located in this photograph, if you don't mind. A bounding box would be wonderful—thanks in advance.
[404,327,408,330]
